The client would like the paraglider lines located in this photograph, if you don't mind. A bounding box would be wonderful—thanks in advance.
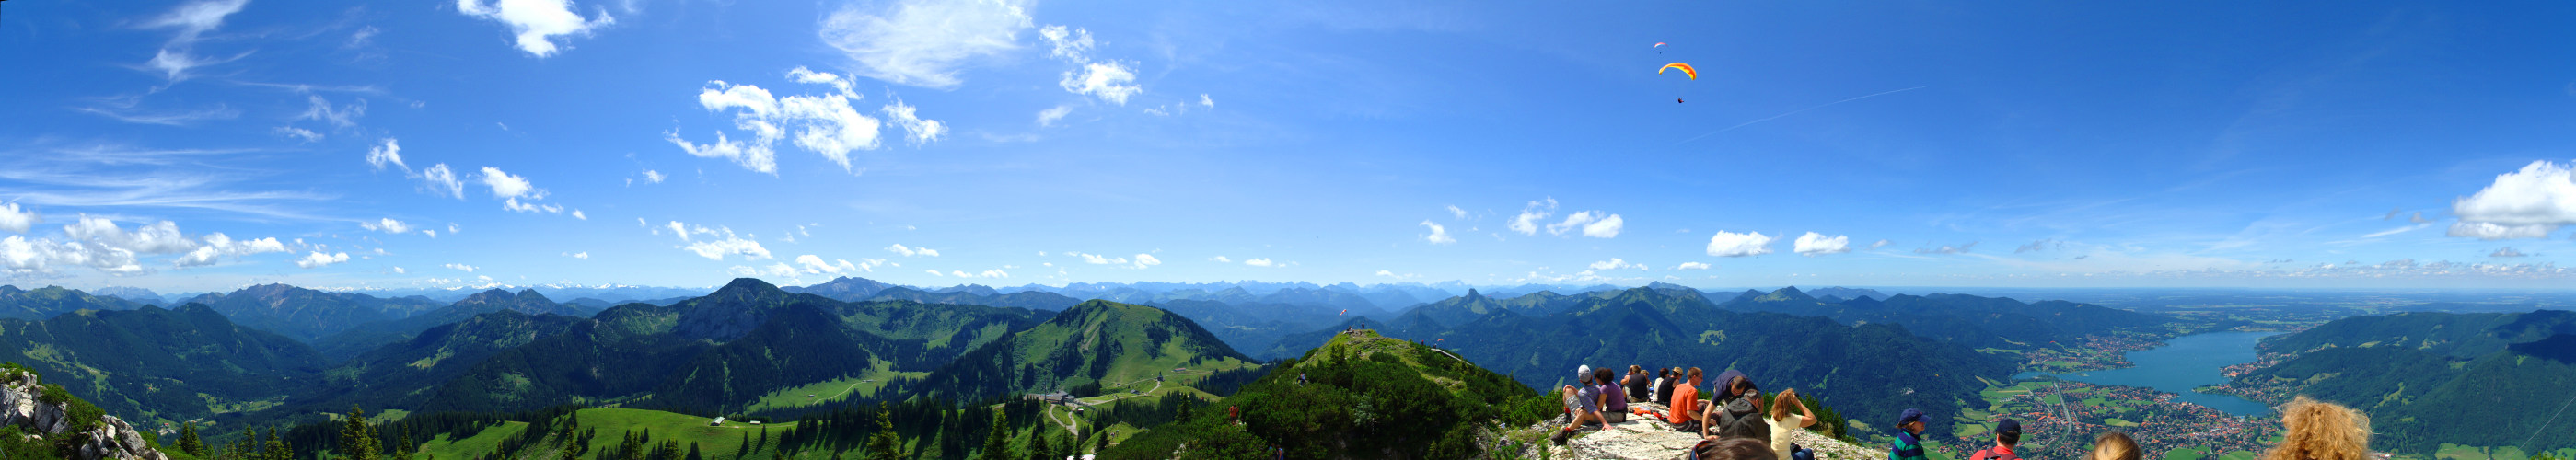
[1676,86,1926,144]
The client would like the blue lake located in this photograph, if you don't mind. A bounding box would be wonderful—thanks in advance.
[2012,331,2280,417]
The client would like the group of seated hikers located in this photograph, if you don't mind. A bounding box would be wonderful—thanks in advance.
[1549,364,2379,460]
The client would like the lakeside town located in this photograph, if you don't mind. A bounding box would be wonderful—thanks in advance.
[1942,380,2282,460]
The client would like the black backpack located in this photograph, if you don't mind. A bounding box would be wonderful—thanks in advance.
[1712,398,1770,440]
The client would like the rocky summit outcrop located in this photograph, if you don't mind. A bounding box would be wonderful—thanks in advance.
[0,369,73,434]
[1519,402,1876,460]
[0,368,170,460]
[73,416,169,460]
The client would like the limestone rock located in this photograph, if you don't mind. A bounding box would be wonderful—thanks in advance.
[0,369,73,434]
[1522,402,1880,460]
[72,415,171,460]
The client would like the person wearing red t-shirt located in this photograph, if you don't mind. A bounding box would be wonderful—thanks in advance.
[1666,367,1706,431]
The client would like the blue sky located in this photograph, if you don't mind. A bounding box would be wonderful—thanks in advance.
[6,0,2576,293]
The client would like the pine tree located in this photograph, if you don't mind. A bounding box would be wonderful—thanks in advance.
[1093,430,1107,454]
[1024,431,1049,460]
[685,443,702,460]
[621,431,646,460]
[861,407,902,460]
[341,406,385,460]
[177,420,207,457]
[395,424,418,460]
[977,409,1009,460]
[263,426,290,460]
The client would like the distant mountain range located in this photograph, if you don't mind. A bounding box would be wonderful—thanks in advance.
[0,278,2223,450]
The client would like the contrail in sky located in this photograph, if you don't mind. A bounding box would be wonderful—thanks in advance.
[1677,86,1928,144]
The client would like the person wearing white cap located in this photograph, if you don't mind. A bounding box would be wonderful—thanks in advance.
[1553,364,1605,444]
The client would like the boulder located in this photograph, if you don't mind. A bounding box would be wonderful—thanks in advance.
[72,415,171,460]
[0,369,73,434]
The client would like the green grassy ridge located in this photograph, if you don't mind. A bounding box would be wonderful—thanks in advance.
[2229,311,2576,454]
[892,300,1258,404]
[1099,330,1543,459]
[421,279,1052,416]
[0,304,326,429]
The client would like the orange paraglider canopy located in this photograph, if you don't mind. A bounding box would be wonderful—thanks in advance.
[1658,63,1697,80]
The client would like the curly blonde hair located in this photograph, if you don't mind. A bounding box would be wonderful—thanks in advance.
[2264,397,2372,460]
[2090,431,2141,460]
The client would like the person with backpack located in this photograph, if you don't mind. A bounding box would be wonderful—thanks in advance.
[1704,372,1769,440]
[1687,436,1773,460]
[1969,419,2024,460]
[1890,408,1929,460]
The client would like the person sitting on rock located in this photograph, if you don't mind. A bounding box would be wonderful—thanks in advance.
[2088,431,2141,460]
[1654,367,1676,404]
[1889,408,1930,460]
[1665,367,1707,432]
[1969,419,2023,460]
[1704,373,1769,440]
[1597,366,1630,423]
[1688,436,1773,460]
[1626,365,1653,404]
[1552,365,1607,444]
[1769,389,1821,460]
[2262,397,2370,460]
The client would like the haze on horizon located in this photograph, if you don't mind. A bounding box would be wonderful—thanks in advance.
[6,0,2576,293]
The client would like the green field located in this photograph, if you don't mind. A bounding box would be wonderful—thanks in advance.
[741,367,927,413]
[2430,443,2576,460]
[2164,446,2208,460]
[421,408,811,460]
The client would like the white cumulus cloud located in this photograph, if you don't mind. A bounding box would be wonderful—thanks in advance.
[669,69,934,175]
[1588,258,1646,270]
[295,251,351,269]
[1793,232,1851,257]
[1706,231,1774,258]
[366,138,408,172]
[1209,256,1230,263]
[478,167,542,199]
[1060,62,1143,105]
[1674,261,1711,270]
[1131,253,1160,270]
[1037,105,1073,127]
[455,0,616,57]
[887,244,939,257]
[444,263,478,272]
[1245,258,1279,267]
[360,218,413,234]
[0,203,38,233]
[1509,198,1558,236]
[2449,160,2576,240]
[1420,220,1456,245]
[686,236,772,260]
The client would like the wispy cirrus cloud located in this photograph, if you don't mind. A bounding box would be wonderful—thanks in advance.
[820,0,1032,88]
[0,144,335,221]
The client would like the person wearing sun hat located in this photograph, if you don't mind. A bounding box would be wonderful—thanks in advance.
[1890,408,1929,460]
